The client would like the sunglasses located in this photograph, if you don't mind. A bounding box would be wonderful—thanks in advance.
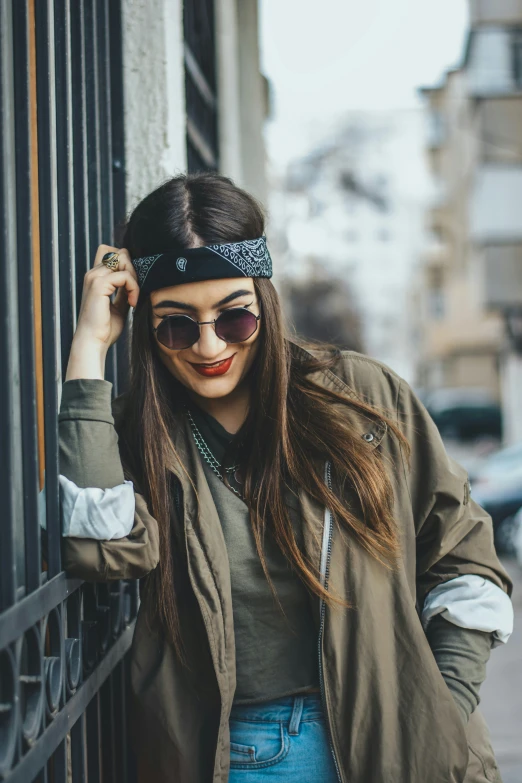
[152,306,261,350]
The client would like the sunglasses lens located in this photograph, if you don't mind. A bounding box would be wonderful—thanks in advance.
[215,309,258,343]
[156,316,199,350]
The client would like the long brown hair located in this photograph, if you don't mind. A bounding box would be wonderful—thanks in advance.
[119,172,410,664]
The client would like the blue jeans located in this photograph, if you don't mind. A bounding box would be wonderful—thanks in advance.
[228,692,339,782]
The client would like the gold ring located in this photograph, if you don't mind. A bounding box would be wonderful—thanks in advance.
[101,251,120,271]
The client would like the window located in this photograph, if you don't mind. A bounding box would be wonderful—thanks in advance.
[426,110,446,149]
[184,0,219,172]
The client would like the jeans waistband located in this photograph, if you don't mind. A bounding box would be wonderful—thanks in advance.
[229,692,324,731]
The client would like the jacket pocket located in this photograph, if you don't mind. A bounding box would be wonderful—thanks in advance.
[464,710,502,783]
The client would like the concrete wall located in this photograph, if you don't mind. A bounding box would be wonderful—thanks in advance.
[480,98,522,163]
[121,0,186,213]
[215,0,243,184]
[236,0,269,206]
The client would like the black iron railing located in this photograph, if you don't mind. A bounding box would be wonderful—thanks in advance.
[184,0,219,172]
[0,1,136,781]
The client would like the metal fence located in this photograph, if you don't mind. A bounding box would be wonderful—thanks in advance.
[0,0,220,778]
[0,1,137,780]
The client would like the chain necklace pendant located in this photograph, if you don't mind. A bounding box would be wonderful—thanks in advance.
[185,405,245,499]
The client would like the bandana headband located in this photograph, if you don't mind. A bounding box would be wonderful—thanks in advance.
[131,235,272,299]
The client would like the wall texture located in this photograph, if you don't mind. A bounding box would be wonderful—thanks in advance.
[121,0,186,215]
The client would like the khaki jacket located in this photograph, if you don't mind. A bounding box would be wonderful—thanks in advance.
[59,345,512,783]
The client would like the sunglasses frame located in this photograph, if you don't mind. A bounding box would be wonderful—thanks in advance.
[152,306,261,350]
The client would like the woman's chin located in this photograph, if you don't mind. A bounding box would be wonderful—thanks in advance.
[176,368,242,399]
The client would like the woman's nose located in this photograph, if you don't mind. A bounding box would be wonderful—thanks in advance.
[190,322,227,358]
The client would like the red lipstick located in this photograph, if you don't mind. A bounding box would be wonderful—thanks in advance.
[189,355,235,377]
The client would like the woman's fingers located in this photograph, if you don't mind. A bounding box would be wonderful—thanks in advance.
[91,245,140,308]
[91,269,140,307]
[92,245,136,279]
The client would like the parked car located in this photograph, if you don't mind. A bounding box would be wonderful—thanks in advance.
[424,387,502,441]
[470,441,522,553]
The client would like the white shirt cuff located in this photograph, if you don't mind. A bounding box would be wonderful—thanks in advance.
[422,573,514,647]
[59,474,135,540]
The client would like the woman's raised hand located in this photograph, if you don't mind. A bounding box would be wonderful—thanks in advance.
[65,245,140,381]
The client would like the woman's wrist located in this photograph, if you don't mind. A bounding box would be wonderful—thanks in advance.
[65,337,108,381]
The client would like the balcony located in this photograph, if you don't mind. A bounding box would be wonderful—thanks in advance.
[466,27,522,97]
[470,164,522,243]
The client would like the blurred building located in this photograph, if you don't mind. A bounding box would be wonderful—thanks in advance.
[269,111,428,381]
[418,0,522,444]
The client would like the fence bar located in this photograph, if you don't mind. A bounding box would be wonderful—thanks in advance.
[107,0,130,395]
[35,0,63,580]
[70,714,87,783]
[0,573,82,651]
[12,0,43,596]
[69,0,90,299]
[100,674,116,781]
[85,694,101,783]
[54,0,77,373]
[82,0,102,270]
[95,0,118,390]
[0,0,23,612]
[4,625,134,783]
[112,660,127,783]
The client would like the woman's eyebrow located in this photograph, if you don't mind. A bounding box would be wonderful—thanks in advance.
[152,289,254,311]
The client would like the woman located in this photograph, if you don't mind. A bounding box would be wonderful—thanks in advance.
[59,172,513,783]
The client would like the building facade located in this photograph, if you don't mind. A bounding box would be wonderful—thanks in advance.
[270,110,428,382]
[418,0,522,444]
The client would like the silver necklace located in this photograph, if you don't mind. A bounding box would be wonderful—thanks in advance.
[184,406,244,498]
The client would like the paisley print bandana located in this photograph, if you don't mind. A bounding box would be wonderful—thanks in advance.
[131,235,272,301]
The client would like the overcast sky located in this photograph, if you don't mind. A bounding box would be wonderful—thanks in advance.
[259,0,469,165]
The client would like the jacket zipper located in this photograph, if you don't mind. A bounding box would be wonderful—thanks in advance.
[318,460,344,783]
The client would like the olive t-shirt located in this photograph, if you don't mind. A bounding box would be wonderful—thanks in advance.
[187,403,320,704]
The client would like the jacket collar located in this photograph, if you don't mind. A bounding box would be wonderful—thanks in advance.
[289,342,388,448]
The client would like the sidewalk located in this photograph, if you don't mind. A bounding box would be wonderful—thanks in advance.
[480,558,522,783]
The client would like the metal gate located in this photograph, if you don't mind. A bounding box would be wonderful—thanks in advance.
[0,0,137,780]
[0,0,221,778]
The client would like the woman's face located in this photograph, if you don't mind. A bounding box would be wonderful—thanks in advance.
[149,277,261,400]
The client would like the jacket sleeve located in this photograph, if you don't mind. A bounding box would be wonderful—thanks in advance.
[425,614,493,724]
[396,378,513,617]
[59,378,160,581]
